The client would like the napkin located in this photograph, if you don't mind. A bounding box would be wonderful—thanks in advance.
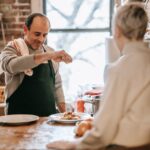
[9,38,33,76]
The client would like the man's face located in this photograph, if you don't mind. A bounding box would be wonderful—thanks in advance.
[24,16,50,50]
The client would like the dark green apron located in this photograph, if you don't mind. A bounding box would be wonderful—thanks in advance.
[6,60,57,116]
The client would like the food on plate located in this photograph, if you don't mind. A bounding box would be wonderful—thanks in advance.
[74,118,93,137]
[61,112,80,120]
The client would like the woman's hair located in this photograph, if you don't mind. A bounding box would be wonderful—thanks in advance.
[25,13,50,30]
[127,0,144,2]
[114,2,148,40]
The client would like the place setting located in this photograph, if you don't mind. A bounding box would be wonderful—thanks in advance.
[47,111,91,124]
[0,114,39,126]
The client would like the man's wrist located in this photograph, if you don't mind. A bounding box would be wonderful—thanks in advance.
[34,52,51,65]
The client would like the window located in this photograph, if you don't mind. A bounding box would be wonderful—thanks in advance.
[44,0,113,100]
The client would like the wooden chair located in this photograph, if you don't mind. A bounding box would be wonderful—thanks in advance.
[0,86,5,116]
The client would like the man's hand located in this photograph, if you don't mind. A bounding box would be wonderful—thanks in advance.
[57,102,66,112]
[57,102,74,113]
[50,50,72,63]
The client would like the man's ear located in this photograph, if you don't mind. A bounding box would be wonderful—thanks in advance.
[23,25,28,34]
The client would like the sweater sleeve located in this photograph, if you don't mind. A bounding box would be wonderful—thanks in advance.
[1,45,37,75]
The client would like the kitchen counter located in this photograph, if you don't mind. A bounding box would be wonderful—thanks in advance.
[0,117,76,150]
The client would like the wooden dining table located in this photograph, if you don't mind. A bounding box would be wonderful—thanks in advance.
[0,117,76,150]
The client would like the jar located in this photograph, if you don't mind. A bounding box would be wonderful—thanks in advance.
[84,94,101,116]
[91,95,101,115]
[75,95,85,113]
[77,100,84,112]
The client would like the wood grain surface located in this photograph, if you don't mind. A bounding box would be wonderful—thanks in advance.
[0,117,76,150]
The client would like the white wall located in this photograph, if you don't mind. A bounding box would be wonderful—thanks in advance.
[31,0,43,13]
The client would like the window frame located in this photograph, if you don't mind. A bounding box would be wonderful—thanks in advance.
[43,0,114,35]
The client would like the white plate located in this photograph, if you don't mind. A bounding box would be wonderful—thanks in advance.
[48,112,91,124]
[0,114,39,125]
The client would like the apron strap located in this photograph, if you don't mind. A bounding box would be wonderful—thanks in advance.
[43,46,55,84]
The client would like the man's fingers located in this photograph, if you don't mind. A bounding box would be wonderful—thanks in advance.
[62,55,72,63]
[49,50,72,63]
